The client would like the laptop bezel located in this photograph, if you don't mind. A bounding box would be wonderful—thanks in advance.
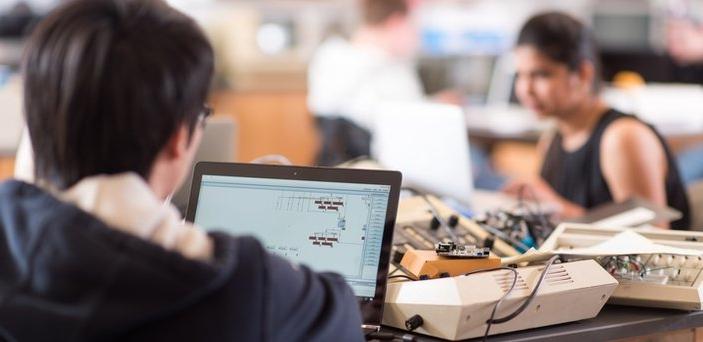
[184,161,401,326]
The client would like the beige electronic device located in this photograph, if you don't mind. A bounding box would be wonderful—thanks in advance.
[383,259,617,340]
[540,223,703,310]
[394,195,519,258]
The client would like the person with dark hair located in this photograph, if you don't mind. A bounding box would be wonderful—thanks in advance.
[0,0,364,340]
[504,11,691,229]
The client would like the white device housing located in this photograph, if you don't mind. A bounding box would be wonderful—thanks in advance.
[383,259,617,340]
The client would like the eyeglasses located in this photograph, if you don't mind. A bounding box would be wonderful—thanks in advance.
[197,105,213,128]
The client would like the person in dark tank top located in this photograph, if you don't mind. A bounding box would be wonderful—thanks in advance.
[503,12,691,229]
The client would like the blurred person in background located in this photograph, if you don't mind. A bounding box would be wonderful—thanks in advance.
[665,7,703,185]
[504,12,690,229]
[308,0,503,190]
[666,0,703,70]
[308,0,423,133]
[0,1,40,39]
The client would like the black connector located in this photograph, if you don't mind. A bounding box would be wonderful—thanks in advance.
[392,248,406,264]
[483,236,495,250]
[439,272,450,278]
[429,217,441,230]
[405,314,424,332]
[448,214,459,228]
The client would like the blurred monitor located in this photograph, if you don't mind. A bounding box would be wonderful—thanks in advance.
[372,102,474,206]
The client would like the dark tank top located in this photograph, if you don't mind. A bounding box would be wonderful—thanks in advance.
[540,109,691,229]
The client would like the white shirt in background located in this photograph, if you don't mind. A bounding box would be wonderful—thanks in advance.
[307,36,424,132]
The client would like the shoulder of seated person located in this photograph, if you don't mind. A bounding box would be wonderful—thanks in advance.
[601,117,659,149]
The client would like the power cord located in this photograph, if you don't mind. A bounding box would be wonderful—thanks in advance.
[388,267,402,276]
[484,255,560,340]
[388,274,416,282]
[463,267,519,341]
[463,255,560,341]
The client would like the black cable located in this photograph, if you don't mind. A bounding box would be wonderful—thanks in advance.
[462,256,559,340]
[488,255,560,325]
[388,274,416,281]
[463,267,520,342]
[388,267,402,276]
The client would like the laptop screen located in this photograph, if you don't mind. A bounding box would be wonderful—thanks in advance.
[193,174,392,300]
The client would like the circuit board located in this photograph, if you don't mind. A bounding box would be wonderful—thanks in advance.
[435,242,490,258]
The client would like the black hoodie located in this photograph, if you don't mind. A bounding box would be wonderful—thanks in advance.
[0,181,364,341]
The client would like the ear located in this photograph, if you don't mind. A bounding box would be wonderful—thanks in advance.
[577,61,596,93]
[162,124,190,160]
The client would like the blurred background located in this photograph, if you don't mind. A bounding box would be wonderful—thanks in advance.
[2,0,703,184]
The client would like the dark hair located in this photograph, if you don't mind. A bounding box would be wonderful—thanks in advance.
[23,0,214,190]
[361,0,408,26]
[517,11,602,91]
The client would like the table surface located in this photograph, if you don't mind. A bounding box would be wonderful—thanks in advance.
[380,304,703,341]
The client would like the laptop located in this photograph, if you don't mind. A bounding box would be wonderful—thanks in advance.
[185,162,401,328]
[373,102,474,206]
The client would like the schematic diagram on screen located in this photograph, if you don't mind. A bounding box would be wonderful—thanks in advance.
[193,176,391,297]
[275,193,372,247]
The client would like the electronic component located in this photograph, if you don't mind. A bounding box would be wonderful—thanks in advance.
[383,260,617,340]
[475,208,555,251]
[597,254,703,285]
[393,196,519,260]
[540,223,703,310]
[404,314,423,332]
[435,242,490,258]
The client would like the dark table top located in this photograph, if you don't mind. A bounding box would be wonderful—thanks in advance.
[380,304,703,341]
